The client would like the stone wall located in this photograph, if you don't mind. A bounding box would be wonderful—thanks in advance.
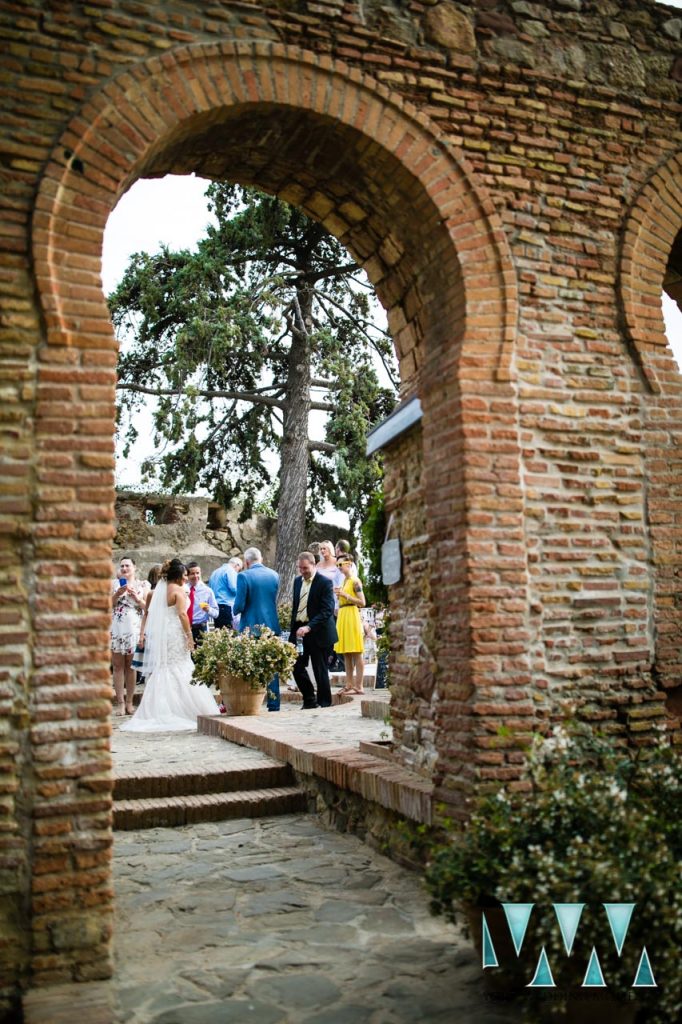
[112,490,347,579]
[1,0,681,1011]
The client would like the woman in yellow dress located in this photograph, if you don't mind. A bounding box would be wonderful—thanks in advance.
[333,556,366,694]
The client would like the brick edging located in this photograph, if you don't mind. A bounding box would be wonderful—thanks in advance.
[197,713,433,825]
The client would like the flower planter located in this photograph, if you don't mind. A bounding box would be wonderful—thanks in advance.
[218,671,264,716]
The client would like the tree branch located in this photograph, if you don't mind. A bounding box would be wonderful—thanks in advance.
[290,262,359,286]
[117,382,287,410]
[313,290,398,389]
[308,440,336,453]
[117,381,333,413]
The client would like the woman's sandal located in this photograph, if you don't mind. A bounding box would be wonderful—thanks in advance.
[125,702,135,715]
[114,702,126,716]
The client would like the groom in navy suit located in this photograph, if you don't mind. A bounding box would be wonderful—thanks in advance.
[232,547,281,711]
[289,551,338,709]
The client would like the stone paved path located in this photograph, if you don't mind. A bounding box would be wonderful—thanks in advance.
[111,697,391,776]
[111,717,277,774]
[113,815,517,1024]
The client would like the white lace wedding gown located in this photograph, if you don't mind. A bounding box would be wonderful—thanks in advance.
[120,582,217,732]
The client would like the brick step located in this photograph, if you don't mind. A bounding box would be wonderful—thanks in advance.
[114,785,307,830]
[330,669,377,688]
[361,692,391,720]
[114,762,294,800]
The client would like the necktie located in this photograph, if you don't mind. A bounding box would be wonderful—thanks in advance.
[297,579,311,622]
[188,586,195,625]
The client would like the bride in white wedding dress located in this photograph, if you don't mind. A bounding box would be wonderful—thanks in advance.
[120,558,218,732]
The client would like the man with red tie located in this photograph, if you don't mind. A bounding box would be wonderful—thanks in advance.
[186,562,219,646]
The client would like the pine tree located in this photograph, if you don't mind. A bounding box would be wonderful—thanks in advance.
[110,183,397,596]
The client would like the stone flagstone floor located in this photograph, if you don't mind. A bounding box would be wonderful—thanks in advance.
[108,701,518,1022]
[113,814,518,1024]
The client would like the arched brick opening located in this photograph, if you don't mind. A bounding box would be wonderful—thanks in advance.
[27,42,521,984]
[620,150,682,714]
[664,227,682,312]
[620,150,682,393]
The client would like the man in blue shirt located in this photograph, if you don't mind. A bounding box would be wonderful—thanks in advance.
[186,562,219,646]
[208,556,243,629]
[232,547,281,712]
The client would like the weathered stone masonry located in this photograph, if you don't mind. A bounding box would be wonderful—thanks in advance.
[0,0,681,1010]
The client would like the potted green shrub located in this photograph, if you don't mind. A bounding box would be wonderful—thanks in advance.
[192,626,297,715]
[424,726,682,1023]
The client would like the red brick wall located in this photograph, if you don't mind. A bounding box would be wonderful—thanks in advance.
[1,0,681,1008]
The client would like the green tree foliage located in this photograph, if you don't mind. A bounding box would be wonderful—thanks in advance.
[109,183,397,593]
[360,490,388,606]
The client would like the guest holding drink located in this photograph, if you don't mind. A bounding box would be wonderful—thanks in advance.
[186,562,219,646]
[111,556,150,716]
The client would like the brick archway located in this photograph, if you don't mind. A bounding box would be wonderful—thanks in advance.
[27,41,522,984]
[620,149,682,394]
[34,42,517,375]
[619,150,682,700]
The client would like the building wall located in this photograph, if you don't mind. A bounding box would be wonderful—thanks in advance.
[0,0,681,1010]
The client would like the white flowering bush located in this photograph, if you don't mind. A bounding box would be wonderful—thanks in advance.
[424,727,682,1022]
[192,626,297,691]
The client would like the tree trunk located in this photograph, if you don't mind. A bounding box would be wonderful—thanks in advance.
[275,285,312,602]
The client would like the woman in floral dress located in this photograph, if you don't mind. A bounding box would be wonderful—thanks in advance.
[111,556,150,715]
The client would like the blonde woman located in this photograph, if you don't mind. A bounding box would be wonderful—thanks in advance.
[316,540,343,596]
[333,556,366,694]
[317,539,345,672]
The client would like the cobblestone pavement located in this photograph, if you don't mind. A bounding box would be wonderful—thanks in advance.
[111,696,391,776]
[111,717,277,774]
[216,694,393,745]
[113,815,517,1024]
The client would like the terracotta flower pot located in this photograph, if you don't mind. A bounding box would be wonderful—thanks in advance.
[218,671,265,716]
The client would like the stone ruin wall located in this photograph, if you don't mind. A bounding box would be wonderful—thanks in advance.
[1,0,682,1010]
[112,490,348,581]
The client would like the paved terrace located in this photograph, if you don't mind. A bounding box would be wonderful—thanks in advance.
[197,692,433,824]
[24,701,518,1024]
[111,692,391,777]
[113,686,433,826]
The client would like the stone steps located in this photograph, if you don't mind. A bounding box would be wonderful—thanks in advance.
[114,785,307,830]
[113,762,307,830]
[114,762,293,799]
